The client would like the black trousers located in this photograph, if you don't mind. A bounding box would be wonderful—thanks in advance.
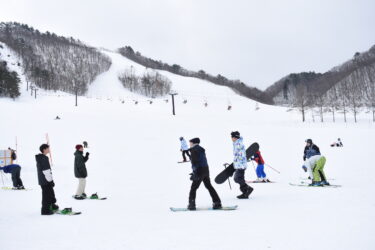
[41,185,57,212]
[234,169,250,193]
[189,175,221,203]
[10,166,23,187]
[182,150,191,161]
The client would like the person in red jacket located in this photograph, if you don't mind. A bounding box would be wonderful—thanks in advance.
[251,151,270,182]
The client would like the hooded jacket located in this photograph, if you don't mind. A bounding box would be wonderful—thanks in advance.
[233,137,248,170]
[35,154,53,186]
[74,150,89,178]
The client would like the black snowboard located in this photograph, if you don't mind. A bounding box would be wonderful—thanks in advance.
[214,142,259,184]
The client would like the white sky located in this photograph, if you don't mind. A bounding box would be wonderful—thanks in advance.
[1,0,374,90]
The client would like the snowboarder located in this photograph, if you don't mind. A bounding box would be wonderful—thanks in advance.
[73,144,89,200]
[251,150,270,182]
[302,154,330,186]
[231,131,253,199]
[187,138,222,210]
[179,137,191,162]
[303,139,320,161]
[0,164,24,189]
[331,138,343,147]
[35,144,59,215]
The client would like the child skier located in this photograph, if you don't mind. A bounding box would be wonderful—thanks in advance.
[74,144,89,200]
[303,139,320,161]
[188,138,222,210]
[231,131,253,199]
[179,137,191,162]
[302,154,330,186]
[251,150,270,182]
[35,144,59,215]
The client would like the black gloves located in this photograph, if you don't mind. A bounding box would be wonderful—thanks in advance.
[189,172,200,181]
[50,181,55,187]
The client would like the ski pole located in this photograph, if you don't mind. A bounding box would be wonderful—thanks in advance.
[223,163,232,190]
[250,160,257,177]
[265,163,281,174]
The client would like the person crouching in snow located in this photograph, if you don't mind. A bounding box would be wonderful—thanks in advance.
[302,154,330,186]
[0,164,25,189]
[36,144,59,215]
[74,144,89,200]
[188,138,222,210]
[231,131,253,199]
[251,150,270,182]
[179,137,191,162]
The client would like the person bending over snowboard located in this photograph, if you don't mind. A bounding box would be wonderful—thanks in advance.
[74,144,89,200]
[302,154,330,186]
[36,144,59,215]
[231,131,253,199]
[188,138,222,210]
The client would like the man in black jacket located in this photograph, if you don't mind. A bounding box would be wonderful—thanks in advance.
[188,138,221,210]
[74,144,89,200]
[36,144,58,215]
[303,139,320,161]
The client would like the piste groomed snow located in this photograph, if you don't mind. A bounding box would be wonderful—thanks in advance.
[1,44,374,250]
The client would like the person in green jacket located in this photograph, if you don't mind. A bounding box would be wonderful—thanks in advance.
[74,144,89,200]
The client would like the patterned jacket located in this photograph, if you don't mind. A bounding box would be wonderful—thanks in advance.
[233,137,248,170]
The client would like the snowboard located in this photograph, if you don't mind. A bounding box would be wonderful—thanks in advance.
[170,205,238,212]
[177,160,190,164]
[215,142,259,184]
[289,182,341,188]
[55,208,81,215]
[72,195,107,200]
[1,187,31,191]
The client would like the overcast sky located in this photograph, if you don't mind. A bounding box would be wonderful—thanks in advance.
[1,0,374,89]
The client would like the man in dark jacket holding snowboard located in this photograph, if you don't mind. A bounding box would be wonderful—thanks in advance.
[74,144,89,200]
[188,138,221,210]
[36,144,59,215]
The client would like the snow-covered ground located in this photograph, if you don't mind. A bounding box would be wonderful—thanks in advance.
[1,46,375,250]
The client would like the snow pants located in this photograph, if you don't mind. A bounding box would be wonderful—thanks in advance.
[256,164,266,178]
[189,168,220,203]
[182,150,191,162]
[76,178,86,196]
[234,169,250,193]
[313,157,327,182]
[41,184,57,213]
[10,166,23,187]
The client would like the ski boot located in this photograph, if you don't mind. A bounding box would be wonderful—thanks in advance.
[309,181,323,186]
[60,208,72,215]
[237,186,254,199]
[187,200,196,210]
[50,204,59,212]
[41,208,54,215]
[90,193,99,199]
[212,202,222,210]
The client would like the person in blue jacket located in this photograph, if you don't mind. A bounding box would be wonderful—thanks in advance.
[303,139,320,161]
[187,138,221,210]
[0,164,24,189]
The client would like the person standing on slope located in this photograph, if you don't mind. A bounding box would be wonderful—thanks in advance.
[231,131,253,199]
[251,150,270,182]
[74,144,89,200]
[35,144,59,215]
[302,154,330,186]
[179,137,191,162]
[187,138,222,210]
[303,139,320,161]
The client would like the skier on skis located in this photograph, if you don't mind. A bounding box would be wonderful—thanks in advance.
[188,138,222,210]
[35,144,59,215]
[74,144,89,200]
[179,137,191,162]
[231,131,253,199]
[251,150,270,182]
[302,154,330,186]
[0,148,25,189]
[303,139,320,161]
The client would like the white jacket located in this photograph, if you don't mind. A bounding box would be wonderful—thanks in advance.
[303,155,323,179]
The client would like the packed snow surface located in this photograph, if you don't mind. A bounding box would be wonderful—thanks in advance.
[1,45,374,250]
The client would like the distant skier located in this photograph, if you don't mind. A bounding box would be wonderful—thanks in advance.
[303,139,320,161]
[74,144,89,200]
[331,138,343,147]
[35,144,59,215]
[54,116,61,120]
[251,150,270,182]
[231,131,253,199]
[83,141,88,148]
[179,137,191,162]
[302,154,330,186]
[187,138,222,210]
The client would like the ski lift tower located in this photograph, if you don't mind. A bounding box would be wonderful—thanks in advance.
[169,91,178,116]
